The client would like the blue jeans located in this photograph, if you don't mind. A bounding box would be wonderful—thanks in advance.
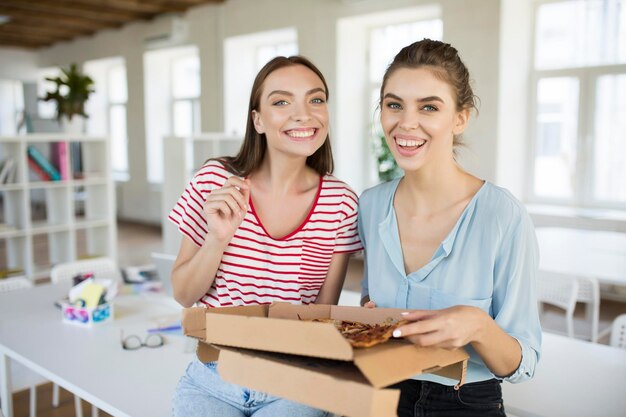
[172,359,331,417]
[391,378,507,417]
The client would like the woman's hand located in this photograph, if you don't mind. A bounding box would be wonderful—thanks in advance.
[203,176,250,245]
[361,295,376,308]
[394,306,490,349]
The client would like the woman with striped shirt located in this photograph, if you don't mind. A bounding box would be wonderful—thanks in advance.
[170,56,361,417]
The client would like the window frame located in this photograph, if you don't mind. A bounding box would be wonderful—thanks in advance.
[527,0,626,210]
[365,18,443,184]
[106,62,129,181]
[169,53,201,138]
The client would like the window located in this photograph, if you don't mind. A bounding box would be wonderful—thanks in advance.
[530,0,626,207]
[0,79,24,135]
[224,28,298,136]
[535,0,626,69]
[144,46,200,184]
[533,77,579,198]
[256,42,298,70]
[335,5,442,194]
[171,54,201,137]
[593,74,626,202]
[368,20,443,183]
[84,58,129,181]
[369,20,443,84]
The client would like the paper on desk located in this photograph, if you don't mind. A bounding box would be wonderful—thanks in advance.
[68,278,118,304]
[80,283,105,308]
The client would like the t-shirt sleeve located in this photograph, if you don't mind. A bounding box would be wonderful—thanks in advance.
[334,186,363,254]
[167,164,226,247]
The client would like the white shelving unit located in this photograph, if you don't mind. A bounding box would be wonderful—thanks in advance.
[0,134,116,281]
[162,133,243,255]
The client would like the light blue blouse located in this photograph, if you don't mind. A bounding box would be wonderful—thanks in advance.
[358,179,541,385]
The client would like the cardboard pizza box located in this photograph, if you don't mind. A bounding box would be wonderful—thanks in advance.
[182,303,469,417]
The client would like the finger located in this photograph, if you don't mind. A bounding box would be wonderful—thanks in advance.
[218,194,244,218]
[399,310,437,321]
[393,316,442,338]
[225,176,250,191]
[212,186,248,212]
[405,330,448,347]
[205,200,233,217]
[364,301,376,309]
[240,179,251,205]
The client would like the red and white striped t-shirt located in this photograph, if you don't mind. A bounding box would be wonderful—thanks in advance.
[168,161,363,307]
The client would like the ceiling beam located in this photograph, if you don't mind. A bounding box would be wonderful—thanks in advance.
[0,6,118,30]
[0,1,144,25]
[2,20,91,38]
[0,30,64,43]
[0,32,52,47]
[0,0,227,50]
[165,0,221,4]
[0,40,41,49]
[66,0,186,14]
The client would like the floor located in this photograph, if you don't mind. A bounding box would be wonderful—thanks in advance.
[115,220,164,268]
[10,384,112,417]
[8,220,626,417]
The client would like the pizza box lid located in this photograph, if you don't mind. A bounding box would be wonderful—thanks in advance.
[182,303,468,388]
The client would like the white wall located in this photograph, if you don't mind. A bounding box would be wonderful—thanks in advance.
[443,0,501,183]
[0,47,39,80]
[497,0,533,199]
[10,0,505,226]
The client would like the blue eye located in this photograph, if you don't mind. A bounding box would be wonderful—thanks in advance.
[386,102,402,110]
[311,97,326,104]
[422,104,438,112]
[273,100,288,106]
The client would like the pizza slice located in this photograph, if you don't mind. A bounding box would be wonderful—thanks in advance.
[310,318,408,349]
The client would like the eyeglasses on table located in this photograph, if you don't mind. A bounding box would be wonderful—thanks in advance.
[120,330,164,350]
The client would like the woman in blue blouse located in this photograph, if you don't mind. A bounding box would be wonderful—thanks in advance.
[358,39,541,417]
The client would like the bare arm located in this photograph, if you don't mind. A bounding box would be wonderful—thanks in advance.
[472,312,523,377]
[314,252,352,305]
[171,234,228,307]
[396,307,522,378]
[171,176,249,307]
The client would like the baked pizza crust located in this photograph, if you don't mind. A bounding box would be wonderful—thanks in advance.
[310,318,408,348]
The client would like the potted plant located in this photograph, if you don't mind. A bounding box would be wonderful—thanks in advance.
[373,134,403,182]
[41,63,95,131]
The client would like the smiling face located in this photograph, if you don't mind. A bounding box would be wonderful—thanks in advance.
[380,66,469,173]
[252,64,329,160]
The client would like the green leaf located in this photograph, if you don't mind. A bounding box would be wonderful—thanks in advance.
[38,63,95,120]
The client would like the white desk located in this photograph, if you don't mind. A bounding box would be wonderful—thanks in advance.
[536,227,626,287]
[0,282,194,417]
[503,332,626,417]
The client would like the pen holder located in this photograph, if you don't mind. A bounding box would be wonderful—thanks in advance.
[61,302,114,326]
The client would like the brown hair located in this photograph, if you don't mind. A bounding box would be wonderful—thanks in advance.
[216,56,334,176]
[380,39,479,146]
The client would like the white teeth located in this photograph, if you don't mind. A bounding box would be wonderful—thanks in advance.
[396,138,425,147]
[287,129,315,138]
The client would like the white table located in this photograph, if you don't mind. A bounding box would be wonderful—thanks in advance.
[503,332,626,417]
[0,282,194,417]
[536,227,626,287]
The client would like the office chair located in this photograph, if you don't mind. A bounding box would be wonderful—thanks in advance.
[537,271,579,338]
[610,314,626,349]
[537,271,610,342]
